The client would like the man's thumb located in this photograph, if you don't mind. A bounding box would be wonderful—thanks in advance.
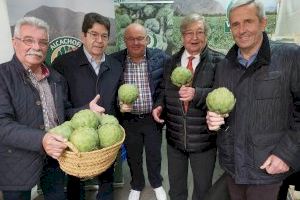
[260,157,271,169]
[92,94,100,103]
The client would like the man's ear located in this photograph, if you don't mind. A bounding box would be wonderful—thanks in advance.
[260,16,267,31]
[80,32,85,41]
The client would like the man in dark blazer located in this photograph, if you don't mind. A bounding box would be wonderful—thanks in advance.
[0,16,69,200]
[52,13,123,200]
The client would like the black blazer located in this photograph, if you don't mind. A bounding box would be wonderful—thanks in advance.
[52,45,123,118]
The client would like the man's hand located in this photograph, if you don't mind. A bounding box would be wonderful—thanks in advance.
[119,101,133,113]
[179,85,195,102]
[89,94,105,114]
[42,133,67,159]
[260,154,290,174]
[152,106,164,123]
[206,111,226,131]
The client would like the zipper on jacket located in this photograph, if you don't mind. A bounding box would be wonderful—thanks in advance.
[181,100,187,149]
[183,114,187,149]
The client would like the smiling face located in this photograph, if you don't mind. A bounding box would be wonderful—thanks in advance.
[182,21,207,56]
[124,24,148,62]
[81,22,109,60]
[13,24,48,69]
[229,3,267,56]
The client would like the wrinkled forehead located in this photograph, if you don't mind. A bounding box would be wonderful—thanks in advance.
[18,24,48,38]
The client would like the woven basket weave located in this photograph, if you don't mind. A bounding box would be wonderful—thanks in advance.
[57,130,125,178]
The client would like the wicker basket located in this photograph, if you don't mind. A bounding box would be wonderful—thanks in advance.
[57,130,125,179]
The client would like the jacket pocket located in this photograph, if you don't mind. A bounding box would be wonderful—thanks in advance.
[254,71,281,99]
[251,132,283,168]
[217,128,234,166]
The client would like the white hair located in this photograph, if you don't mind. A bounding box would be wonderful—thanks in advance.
[14,16,49,40]
[228,0,266,21]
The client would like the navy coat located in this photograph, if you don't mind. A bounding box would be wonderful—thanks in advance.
[52,45,123,117]
[214,32,300,184]
[0,55,70,190]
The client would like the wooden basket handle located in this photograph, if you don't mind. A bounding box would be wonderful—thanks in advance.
[65,141,80,154]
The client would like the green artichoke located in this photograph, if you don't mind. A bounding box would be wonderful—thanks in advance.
[70,109,99,129]
[118,84,139,104]
[170,67,193,87]
[206,87,236,115]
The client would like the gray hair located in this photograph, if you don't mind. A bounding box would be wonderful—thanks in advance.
[180,13,209,36]
[14,16,49,40]
[228,0,265,21]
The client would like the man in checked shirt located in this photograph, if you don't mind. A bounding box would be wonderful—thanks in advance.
[111,23,170,200]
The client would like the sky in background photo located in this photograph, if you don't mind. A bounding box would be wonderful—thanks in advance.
[7,0,115,25]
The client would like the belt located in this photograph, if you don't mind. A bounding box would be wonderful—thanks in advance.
[124,113,150,119]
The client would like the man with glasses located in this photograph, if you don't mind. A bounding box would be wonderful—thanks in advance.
[152,13,224,200]
[111,23,169,200]
[52,13,123,200]
[0,16,69,200]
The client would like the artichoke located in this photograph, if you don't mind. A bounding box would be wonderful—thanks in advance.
[170,67,193,87]
[206,87,236,115]
[118,84,139,104]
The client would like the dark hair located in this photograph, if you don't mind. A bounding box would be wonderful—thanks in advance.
[82,12,110,36]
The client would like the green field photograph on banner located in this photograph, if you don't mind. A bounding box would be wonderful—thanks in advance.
[114,0,174,53]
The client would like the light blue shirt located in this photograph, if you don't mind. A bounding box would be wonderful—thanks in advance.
[83,47,105,75]
[237,49,258,68]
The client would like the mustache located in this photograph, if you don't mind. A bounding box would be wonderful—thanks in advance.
[26,50,44,57]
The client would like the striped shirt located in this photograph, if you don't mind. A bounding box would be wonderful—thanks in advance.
[26,66,58,131]
[124,56,152,114]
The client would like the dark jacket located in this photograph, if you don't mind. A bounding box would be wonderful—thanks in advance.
[155,46,224,152]
[214,32,300,184]
[52,45,123,117]
[110,48,170,106]
[0,55,69,190]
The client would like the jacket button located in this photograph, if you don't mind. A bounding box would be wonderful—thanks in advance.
[8,149,12,153]
[36,101,41,106]
[39,125,45,130]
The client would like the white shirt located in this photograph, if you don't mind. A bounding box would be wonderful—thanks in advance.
[83,46,105,75]
[180,50,200,71]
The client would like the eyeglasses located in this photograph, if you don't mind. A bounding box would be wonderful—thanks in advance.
[87,31,109,41]
[15,37,49,48]
[125,36,147,43]
[183,30,205,39]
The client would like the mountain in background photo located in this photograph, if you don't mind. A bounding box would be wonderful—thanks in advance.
[174,0,225,15]
[10,5,116,44]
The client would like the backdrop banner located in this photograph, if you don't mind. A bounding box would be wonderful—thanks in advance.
[0,0,14,64]
[7,0,115,65]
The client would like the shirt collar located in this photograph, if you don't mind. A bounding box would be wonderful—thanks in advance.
[237,48,258,68]
[183,50,200,60]
[126,50,146,63]
[25,63,50,81]
[83,46,105,64]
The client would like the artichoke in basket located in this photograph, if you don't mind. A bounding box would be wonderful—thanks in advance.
[71,109,99,129]
[206,87,236,115]
[69,127,99,152]
[98,124,123,148]
[99,114,119,126]
[49,121,73,140]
